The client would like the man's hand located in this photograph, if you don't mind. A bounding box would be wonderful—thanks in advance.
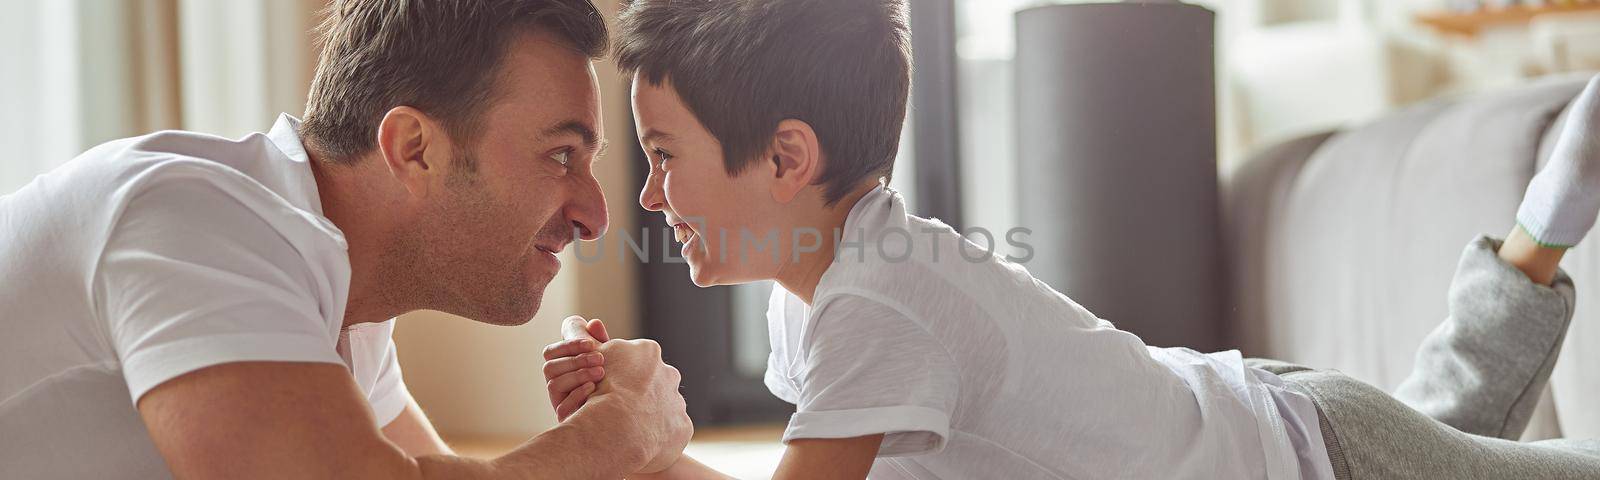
[543,316,612,420]
[546,316,692,474]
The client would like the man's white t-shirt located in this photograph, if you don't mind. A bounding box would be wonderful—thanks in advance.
[0,114,412,479]
[764,185,1336,479]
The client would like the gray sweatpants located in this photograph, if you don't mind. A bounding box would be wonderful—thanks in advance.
[1249,236,1600,479]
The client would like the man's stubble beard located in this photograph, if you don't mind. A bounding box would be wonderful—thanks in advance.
[379,153,547,326]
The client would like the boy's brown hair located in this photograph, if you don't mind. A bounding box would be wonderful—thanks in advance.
[616,0,912,204]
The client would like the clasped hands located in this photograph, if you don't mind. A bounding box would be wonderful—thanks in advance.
[541,316,692,474]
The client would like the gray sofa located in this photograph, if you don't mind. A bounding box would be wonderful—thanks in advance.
[1223,73,1600,440]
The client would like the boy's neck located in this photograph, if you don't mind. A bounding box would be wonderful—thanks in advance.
[774,182,879,305]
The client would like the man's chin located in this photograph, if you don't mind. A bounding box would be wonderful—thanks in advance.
[484,316,535,326]
[474,304,540,326]
[460,289,543,326]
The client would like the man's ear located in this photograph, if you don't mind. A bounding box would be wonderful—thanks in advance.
[769,119,822,204]
[375,106,446,198]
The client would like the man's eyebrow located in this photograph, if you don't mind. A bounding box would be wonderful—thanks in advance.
[543,120,600,149]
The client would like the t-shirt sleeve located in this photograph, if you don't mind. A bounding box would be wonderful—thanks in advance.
[97,175,346,404]
[763,283,802,404]
[784,293,959,457]
[364,330,413,426]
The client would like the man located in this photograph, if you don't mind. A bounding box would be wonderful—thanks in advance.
[0,0,689,478]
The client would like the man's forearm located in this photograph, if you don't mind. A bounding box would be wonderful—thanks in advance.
[413,396,649,479]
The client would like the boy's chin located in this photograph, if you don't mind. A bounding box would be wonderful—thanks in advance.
[686,261,717,287]
[688,270,714,288]
[685,261,762,288]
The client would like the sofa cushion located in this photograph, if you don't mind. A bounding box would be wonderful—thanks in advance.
[1225,73,1596,438]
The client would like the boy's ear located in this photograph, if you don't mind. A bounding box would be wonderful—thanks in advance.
[375,106,452,199]
[769,118,822,204]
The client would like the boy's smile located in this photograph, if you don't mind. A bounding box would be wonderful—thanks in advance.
[667,216,697,255]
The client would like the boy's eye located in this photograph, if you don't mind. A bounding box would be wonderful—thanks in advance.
[652,147,673,164]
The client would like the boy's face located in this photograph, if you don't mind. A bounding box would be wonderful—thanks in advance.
[632,75,788,287]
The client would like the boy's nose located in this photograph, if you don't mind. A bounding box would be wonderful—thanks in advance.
[639,172,666,212]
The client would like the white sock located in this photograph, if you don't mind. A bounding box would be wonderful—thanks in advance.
[1516,74,1600,248]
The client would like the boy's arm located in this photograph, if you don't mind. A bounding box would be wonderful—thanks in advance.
[627,455,733,480]
[772,436,883,480]
[633,435,882,480]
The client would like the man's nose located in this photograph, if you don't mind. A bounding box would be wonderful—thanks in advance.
[567,175,609,241]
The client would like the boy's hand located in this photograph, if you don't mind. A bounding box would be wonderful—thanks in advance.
[542,316,612,421]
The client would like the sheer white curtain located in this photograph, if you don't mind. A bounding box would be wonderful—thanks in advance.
[0,0,322,195]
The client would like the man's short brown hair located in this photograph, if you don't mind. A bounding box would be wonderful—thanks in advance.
[616,0,911,204]
[301,0,609,163]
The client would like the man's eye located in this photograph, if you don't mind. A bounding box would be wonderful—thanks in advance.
[551,149,570,167]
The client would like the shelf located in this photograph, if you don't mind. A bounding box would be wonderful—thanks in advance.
[1416,3,1600,36]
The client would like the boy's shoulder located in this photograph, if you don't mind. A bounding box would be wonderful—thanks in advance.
[816,185,1046,323]
[832,210,1013,278]
[821,214,1019,313]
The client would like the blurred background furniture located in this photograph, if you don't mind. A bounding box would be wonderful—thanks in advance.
[1223,72,1600,440]
[1227,0,1446,155]
[1225,0,1600,167]
[1014,2,1225,352]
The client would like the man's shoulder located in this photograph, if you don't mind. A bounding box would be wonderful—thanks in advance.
[110,162,346,259]
[38,129,278,203]
[66,128,258,176]
[5,129,323,263]
[70,128,343,248]
[111,127,267,161]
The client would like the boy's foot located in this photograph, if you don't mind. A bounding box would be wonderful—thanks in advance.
[1516,74,1600,249]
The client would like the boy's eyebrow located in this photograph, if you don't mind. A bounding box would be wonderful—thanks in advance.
[640,129,675,145]
[543,119,601,150]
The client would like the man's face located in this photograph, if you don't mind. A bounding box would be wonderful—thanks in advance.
[413,31,608,325]
[632,75,785,287]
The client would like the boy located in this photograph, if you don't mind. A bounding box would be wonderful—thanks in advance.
[546,0,1600,477]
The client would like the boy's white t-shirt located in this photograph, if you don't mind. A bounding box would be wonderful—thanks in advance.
[764,185,1335,480]
[0,114,411,479]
